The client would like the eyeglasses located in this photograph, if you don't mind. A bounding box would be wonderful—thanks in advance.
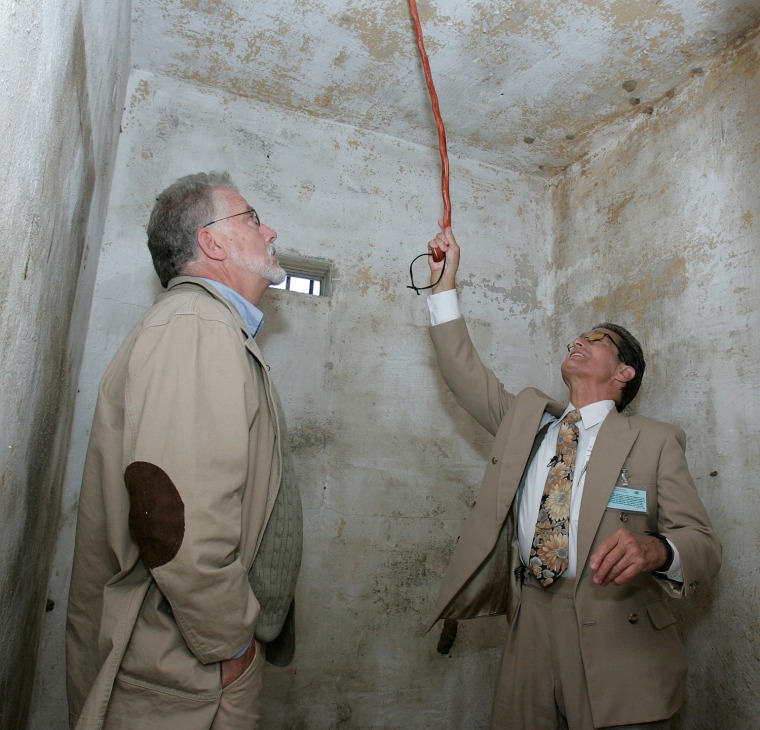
[566,331,618,353]
[202,208,260,228]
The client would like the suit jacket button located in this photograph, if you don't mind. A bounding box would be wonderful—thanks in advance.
[628,613,639,624]
[619,512,629,522]
[492,456,498,464]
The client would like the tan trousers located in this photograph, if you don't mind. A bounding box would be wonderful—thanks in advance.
[490,575,671,730]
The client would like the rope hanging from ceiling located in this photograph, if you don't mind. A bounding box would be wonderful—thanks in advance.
[408,0,450,257]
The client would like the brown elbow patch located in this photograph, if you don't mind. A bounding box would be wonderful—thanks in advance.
[125,461,185,569]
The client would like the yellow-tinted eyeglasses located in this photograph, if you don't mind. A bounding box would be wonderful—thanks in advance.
[566,332,617,352]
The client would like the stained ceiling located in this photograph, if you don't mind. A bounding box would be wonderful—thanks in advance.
[132,0,760,176]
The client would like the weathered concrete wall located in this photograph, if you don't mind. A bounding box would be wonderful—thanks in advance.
[551,29,760,730]
[30,18,760,728]
[0,1,130,728]
[30,68,553,728]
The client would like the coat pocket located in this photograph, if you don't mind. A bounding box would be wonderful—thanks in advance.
[645,598,676,630]
[104,671,220,729]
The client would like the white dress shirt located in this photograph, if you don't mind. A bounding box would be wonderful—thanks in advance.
[519,402,613,578]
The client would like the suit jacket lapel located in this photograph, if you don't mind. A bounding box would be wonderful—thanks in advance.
[429,389,564,626]
[496,390,563,524]
[576,409,639,575]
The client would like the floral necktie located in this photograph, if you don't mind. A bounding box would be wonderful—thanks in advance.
[530,409,582,587]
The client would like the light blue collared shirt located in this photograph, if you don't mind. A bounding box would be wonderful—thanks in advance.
[198,278,264,338]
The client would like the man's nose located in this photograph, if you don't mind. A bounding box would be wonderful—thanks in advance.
[570,335,586,350]
[262,224,277,242]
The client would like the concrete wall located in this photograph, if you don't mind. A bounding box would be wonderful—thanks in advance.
[25,17,759,730]
[551,29,760,730]
[29,68,554,728]
[0,1,130,728]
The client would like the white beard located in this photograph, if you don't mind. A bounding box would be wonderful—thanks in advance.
[231,243,286,285]
[260,264,287,285]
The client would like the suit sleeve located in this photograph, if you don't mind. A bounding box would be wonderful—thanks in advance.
[123,310,260,664]
[655,427,722,597]
[429,316,515,436]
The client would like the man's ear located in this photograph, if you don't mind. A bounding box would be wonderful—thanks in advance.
[196,226,227,262]
[615,363,636,386]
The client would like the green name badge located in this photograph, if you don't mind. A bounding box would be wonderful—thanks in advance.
[607,486,647,513]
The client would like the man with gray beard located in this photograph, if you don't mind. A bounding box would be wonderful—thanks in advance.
[67,172,302,729]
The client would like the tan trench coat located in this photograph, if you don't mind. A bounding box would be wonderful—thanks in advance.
[66,277,284,729]
[428,316,721,727]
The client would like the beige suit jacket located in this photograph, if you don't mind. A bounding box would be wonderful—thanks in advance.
[429,317,721,726]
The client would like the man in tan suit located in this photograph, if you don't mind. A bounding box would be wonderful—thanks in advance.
[424,227,720,729]
[67,172,302,729]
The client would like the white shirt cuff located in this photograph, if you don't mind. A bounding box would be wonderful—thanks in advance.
[662,539,683,583]
[427,289,461,325]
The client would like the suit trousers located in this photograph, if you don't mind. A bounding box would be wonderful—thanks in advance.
[490,574,671,730]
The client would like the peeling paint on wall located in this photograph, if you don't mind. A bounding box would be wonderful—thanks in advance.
[131,0,760,174]
[590,255,688,322]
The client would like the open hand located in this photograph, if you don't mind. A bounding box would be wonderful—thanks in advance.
[590,528,669,586]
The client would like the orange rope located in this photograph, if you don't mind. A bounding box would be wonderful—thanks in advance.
[408,0,451,255]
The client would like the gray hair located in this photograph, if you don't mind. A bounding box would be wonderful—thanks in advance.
[594,322,646,411]
[146,171,238,287]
